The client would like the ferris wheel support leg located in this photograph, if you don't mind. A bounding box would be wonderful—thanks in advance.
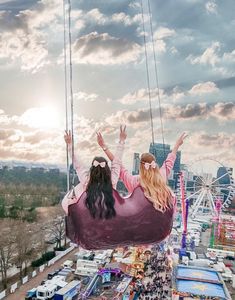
[190,190,204,213]
[208,193,215,216]
[191,189,207,217]
[207,191,216,215]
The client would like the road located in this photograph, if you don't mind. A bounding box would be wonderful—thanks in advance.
[5,248,78,300]
[195,228,211,255]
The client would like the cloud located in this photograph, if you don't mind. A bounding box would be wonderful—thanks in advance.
[129,2,141,10]
[71,7,142,33]
[118,81,219,105]
[189,81,219,95]
[154,27,176,40]
[165,102,235,121]
[23,130,57,145]
[0,0,63,72]
[223,49,235,63]
[74,91,99,102]
[19,0,62,29]
[0,30,49,72]
[170,87,185,101]
[193,132,235,148]
[0,147,50,161]
[106,101,235,125]
[118,88,165,105]
[86,8,106,25]
[151,27,176,53]
[186,42,235,76]
[205,1,218,14]
[187,42,221,66]
[72,32,142,65]
[112,12,142,26]
[0,128,16,140]
[210,102,235,120]
[183,131,235,167]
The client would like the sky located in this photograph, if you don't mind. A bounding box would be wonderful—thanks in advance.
[0,0,234,174]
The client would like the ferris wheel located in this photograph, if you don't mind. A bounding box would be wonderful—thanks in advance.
[182,158,235,218]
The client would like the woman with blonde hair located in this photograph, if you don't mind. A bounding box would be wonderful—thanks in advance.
[97,130,187,212]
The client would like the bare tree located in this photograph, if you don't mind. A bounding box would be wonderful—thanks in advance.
[48,216,65,249]
[13,221,35,279]
[0,220,16,289]
[36,229,49,257]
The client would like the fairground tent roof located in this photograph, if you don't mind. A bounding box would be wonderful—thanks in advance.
[173,265,231,299]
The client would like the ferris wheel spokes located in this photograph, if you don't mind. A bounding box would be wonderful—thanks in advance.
[211,172,230,185]
[186,158,234,218]
[186,185,204,190]
[186,189,202,201]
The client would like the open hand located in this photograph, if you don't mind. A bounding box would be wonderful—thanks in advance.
[96,132,106,148]
[64,130,72,145]
[119,125,127,142]
[176,132,188,146]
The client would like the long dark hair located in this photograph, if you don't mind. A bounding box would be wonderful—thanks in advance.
[85,157,116,219]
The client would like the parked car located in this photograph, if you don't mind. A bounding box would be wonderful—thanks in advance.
[63,260,73,268]
[47,269,61,280]
[25,288,37,300]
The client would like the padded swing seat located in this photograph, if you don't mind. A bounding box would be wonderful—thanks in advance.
[65,186,174,250]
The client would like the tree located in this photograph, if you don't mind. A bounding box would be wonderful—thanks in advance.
[36,229,49,258]
[0,196,6,218]
[0,220,15,289]
[48,216,65,250]
[13,221,35,279]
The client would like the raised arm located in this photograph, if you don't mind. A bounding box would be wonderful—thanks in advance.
[97,126,139,193]
[97,126,127,188]
[64,130,88,185]
[96,132,115,161]
[160,132,187,180]
[172,132,187,156]
[96,125,127,161]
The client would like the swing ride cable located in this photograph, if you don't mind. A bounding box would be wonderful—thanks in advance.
[63,0,70,193]
[67,0,76,191]
[140,0,155,145]
[147,0,167,160]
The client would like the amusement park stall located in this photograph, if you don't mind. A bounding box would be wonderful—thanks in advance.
[172,265,232,299]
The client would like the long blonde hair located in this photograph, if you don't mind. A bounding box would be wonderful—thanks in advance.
[139,153,173,212]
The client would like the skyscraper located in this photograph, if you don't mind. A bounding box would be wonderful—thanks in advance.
[217,167,233,185]
[149,143,171,167]
[132,153,140,175]
[149,143,181,174]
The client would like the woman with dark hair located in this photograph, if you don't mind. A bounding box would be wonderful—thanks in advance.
[62,126,127,219]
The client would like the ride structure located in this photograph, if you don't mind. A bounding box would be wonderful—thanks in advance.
[210,217,235,251]
[179,172,189,250]
[185,159,234,218]
[66,187,174,250]
[63,0,175,250]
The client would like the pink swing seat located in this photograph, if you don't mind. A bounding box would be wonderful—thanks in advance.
[65,186,174,250]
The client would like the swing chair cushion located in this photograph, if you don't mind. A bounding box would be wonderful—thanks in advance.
[66,186,174,250]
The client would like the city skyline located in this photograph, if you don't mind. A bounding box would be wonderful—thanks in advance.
[0,0,234,173]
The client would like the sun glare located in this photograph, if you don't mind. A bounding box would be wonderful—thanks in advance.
[21,106,62,129]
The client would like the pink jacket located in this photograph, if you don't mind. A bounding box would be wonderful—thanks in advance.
[120,152,176,193]
[62,144,123,214]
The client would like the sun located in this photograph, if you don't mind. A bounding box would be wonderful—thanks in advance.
[20,106,62,129]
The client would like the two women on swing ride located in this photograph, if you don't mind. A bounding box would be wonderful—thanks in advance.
[62,127,187,250]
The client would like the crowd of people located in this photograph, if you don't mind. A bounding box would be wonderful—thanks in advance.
[138,247,172,300]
